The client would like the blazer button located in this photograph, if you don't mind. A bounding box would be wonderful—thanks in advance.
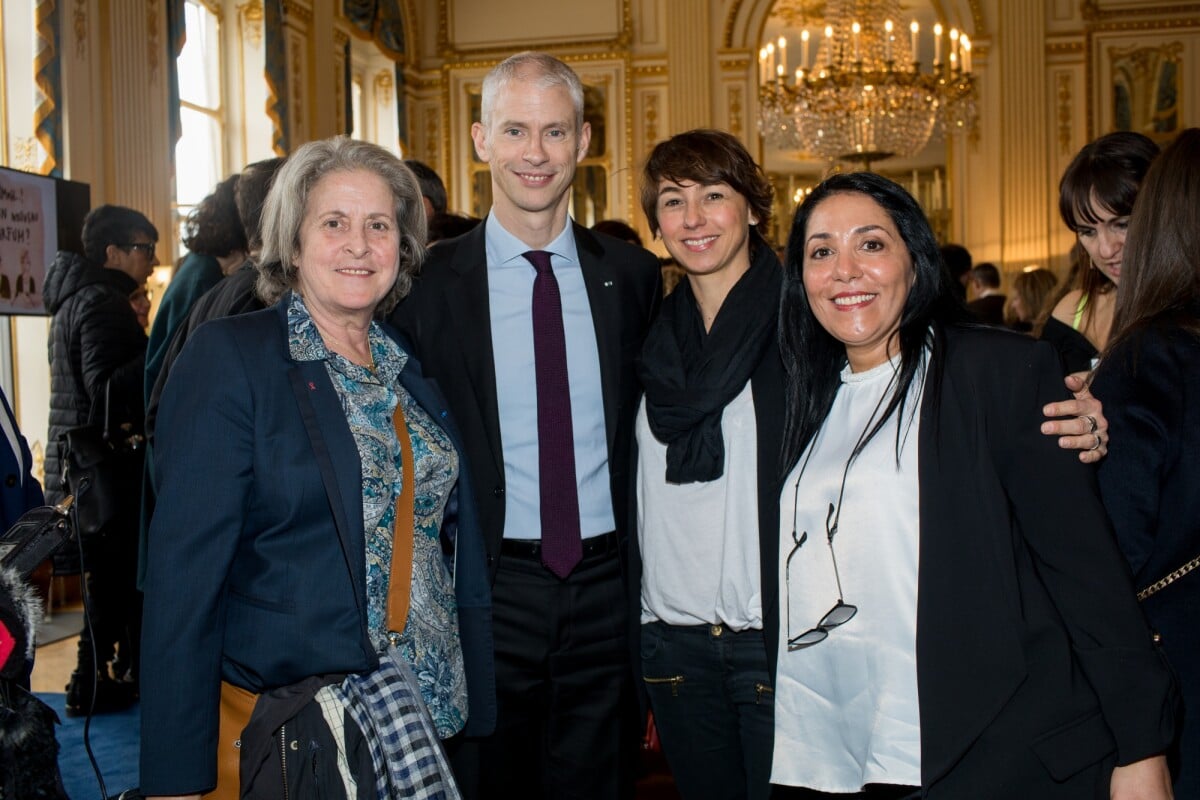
[486,554,496,566]
[493,486,504,498]
[4,474,15,488]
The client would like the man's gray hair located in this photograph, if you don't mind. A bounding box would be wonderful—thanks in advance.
[480,51,585,137]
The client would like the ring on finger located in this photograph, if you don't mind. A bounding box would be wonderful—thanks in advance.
[1089,433,1102,451]
[1085,415,1099,434]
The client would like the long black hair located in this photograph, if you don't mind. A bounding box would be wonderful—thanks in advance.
[779,171,964,472]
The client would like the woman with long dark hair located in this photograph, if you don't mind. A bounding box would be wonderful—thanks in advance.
[1045,132,1159,372]
[771,171,1176,799]
[1092,127,1200,797]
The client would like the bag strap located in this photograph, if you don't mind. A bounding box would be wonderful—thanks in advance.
[1137,554,1200,601]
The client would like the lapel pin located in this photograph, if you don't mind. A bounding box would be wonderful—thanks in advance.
[308,381,317,391]
[604,280,614,287]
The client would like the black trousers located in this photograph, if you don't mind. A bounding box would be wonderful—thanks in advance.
[454,543,636,800]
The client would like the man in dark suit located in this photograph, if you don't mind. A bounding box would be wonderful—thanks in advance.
[966,262,1007,325]
[391,51,661,799]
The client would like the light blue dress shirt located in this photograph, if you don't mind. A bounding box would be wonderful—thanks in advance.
[485,215,615,541]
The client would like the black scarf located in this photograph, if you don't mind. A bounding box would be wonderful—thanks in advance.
[637,235,782,483]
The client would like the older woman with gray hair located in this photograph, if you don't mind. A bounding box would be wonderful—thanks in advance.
[140,136,494,799]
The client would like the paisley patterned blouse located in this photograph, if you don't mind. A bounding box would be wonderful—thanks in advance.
[287,293,467,738]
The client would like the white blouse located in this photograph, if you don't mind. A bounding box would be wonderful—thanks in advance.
[771,355,925,792]
[636,382,763,630]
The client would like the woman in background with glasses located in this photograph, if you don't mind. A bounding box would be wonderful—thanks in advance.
[772,171,1176,799]
[632,129,783,800]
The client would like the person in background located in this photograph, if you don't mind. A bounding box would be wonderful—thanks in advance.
[1045,132,1159,372]
[129,286,152,329]
[772,171,1176,799]
[144,157,286,450]
[391,51,661,799]
[1007,268,1057,333]
[140,136,494,798]
[404,158,449,221]
[938,243,971,303]
[632,129,781,800]
[965,262,1006,325]
[592,218,644,248]
[1092,127,1200,798]
[0,386,44,534]
[144,174,247,403]
[44,205,157,716]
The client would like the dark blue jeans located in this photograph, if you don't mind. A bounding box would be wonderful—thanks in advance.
[641,620,775,800]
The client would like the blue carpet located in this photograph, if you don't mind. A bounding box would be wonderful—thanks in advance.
[35,693,140,800]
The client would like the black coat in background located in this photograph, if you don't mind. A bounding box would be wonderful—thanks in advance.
[1093,320,1200,797]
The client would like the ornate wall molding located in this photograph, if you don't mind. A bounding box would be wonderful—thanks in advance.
[437,0,633,58]
[375,70,395,105]
[239,0,264,48]
[75,0,88,58]
[147,0,161,82]
[1082,1,1200,21]
[1056,72,1072,153]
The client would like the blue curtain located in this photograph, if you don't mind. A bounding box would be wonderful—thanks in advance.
[265,0,289,154]
[343,0,406,60]
[33,0,63,176]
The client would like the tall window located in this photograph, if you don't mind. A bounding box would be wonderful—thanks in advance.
[174,0,224,259]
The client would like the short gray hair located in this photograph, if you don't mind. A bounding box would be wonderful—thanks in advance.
[257,136,426,316]
[480,52,585,138]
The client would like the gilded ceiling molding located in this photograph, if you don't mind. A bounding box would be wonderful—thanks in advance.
[239,0,264,48]
[1091,16,1200,31]
[1083,1,1200,21]
[1056,72,1072,154]
[75,0,87,57]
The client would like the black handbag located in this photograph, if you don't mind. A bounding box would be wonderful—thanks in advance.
[58,382,143,539]
[0,499,75,580]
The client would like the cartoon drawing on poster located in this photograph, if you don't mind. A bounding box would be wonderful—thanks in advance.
[0,169,57,315]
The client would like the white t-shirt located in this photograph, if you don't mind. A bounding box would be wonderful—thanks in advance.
[636,382,763,630]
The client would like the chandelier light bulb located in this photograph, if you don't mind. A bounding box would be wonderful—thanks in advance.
[758,0,978,165]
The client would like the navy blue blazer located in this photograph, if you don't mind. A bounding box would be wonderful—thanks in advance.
[140,297,495,796]
[0,387,43,531]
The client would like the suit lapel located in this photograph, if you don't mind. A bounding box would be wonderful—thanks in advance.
[442,228,505,476]
[575,224,621,453]
[288,360,367,609]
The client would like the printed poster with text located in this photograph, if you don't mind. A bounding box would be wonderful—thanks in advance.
[0,169,56,315]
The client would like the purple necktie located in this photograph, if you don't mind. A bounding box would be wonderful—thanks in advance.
[524,250,583,579]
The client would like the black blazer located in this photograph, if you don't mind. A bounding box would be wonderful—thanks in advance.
[898,326,1176,795]
[1093,320,1200,794]
[390,221,662,577]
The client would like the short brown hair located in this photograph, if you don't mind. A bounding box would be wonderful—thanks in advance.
[640,129,773,237]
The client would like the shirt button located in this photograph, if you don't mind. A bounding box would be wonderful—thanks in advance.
[493,486,504,498]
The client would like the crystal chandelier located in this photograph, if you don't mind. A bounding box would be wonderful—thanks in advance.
[758,0,978,168]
